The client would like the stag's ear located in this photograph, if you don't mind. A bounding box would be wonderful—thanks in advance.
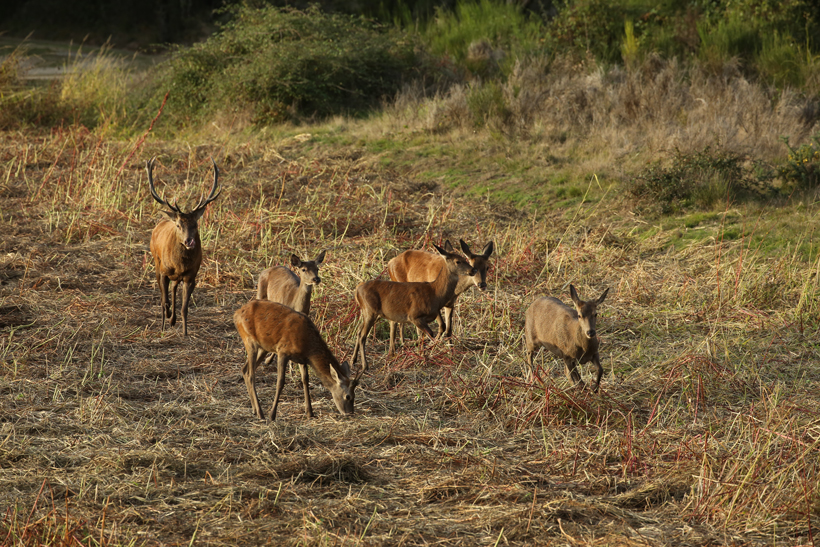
[191,207,208,221]
[290,254,302,267]
[315,250,326,265]
[339,360,352,376]
[569,284,583,308]
[482,241,494,258]
[597,287,609,305]
[160,210,178,222]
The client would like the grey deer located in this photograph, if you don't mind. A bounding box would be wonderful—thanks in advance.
[524,285,609,391]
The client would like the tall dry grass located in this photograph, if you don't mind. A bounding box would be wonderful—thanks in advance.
[0,120,818,544]
[383,54,820,169]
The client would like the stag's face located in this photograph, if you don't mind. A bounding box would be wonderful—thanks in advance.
[166,210,204,250]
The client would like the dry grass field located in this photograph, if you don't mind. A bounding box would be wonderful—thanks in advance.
[1,120,819,546]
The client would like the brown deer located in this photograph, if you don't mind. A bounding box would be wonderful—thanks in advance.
[147,157,221,336]
[234,300,362,421]
[387,239,494,341]
[352,242,476,372]
[257,250,326,316]
[524,285,609,391]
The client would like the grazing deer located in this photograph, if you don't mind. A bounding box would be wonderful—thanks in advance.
[234,300,362,421]
[147,157,221,336]
[524,285,609,391]
[387,239,494,340]
[257,251,326,316]
[352,242,476,372]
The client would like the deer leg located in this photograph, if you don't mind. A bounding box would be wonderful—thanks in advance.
[441,306,455,338]
[435,311,447,339]
[242,344,265,420]
[591,353,603,392]
[388,321,398,356]
[298,363,314,418]
[158,273,170,330]
[564,357,585,389]
[355,316,377,374]
[168,279,179,327]
[268,353,289,422]
[180,279,196,336]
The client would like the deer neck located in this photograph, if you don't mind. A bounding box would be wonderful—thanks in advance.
[293,283,313,315]
[430,261,460,306]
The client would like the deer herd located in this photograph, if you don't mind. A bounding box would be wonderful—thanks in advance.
[146,158,610,422]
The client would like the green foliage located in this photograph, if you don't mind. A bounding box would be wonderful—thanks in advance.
[135,4,421,126]
[59,44,130,129]
[419,0,545,75]
[629,147,776,214]
[466,81,509,128]
[780,136,820,191]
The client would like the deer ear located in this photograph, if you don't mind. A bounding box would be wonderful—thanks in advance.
[459,239,472,256]
[432,243,447,256]
[569,284,583,307]
[290,254,301,267]
[482,241,494,258]
[443,240,455,253]
[160,210,177,222]
[339,360,352,376]
[315,250,326,265]
[597,287,609,304]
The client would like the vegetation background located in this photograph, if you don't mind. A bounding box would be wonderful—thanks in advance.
[1,0,820,545]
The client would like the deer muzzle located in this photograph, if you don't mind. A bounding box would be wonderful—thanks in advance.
[184,238,197,249]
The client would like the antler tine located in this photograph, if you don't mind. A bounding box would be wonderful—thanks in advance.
[146,157,182,213]
[192,157,222,212]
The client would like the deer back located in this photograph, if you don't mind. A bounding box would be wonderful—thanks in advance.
[526,296,591,360]
[257,266,303,308]
[388,239,494,297]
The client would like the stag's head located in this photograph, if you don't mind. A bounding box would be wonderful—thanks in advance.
[146,157,221,250]
[459,239,494,291]
[570,284,609,339]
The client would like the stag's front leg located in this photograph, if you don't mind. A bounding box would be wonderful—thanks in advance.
[158,273,171,330]
[168,280,179,327]
[180,279,196,336]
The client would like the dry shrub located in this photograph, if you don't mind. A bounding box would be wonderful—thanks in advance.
[392,53,819,161]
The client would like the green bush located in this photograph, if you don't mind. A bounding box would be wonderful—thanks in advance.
[418,0,545,76]
[780,136,820,191]
[135,4,421,126]
[628,147,775,214]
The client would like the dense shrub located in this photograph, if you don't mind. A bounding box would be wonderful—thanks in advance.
[628,147,776,214]
[135,4,421,126]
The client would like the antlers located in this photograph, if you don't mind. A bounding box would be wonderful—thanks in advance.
[146,157,221,215]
